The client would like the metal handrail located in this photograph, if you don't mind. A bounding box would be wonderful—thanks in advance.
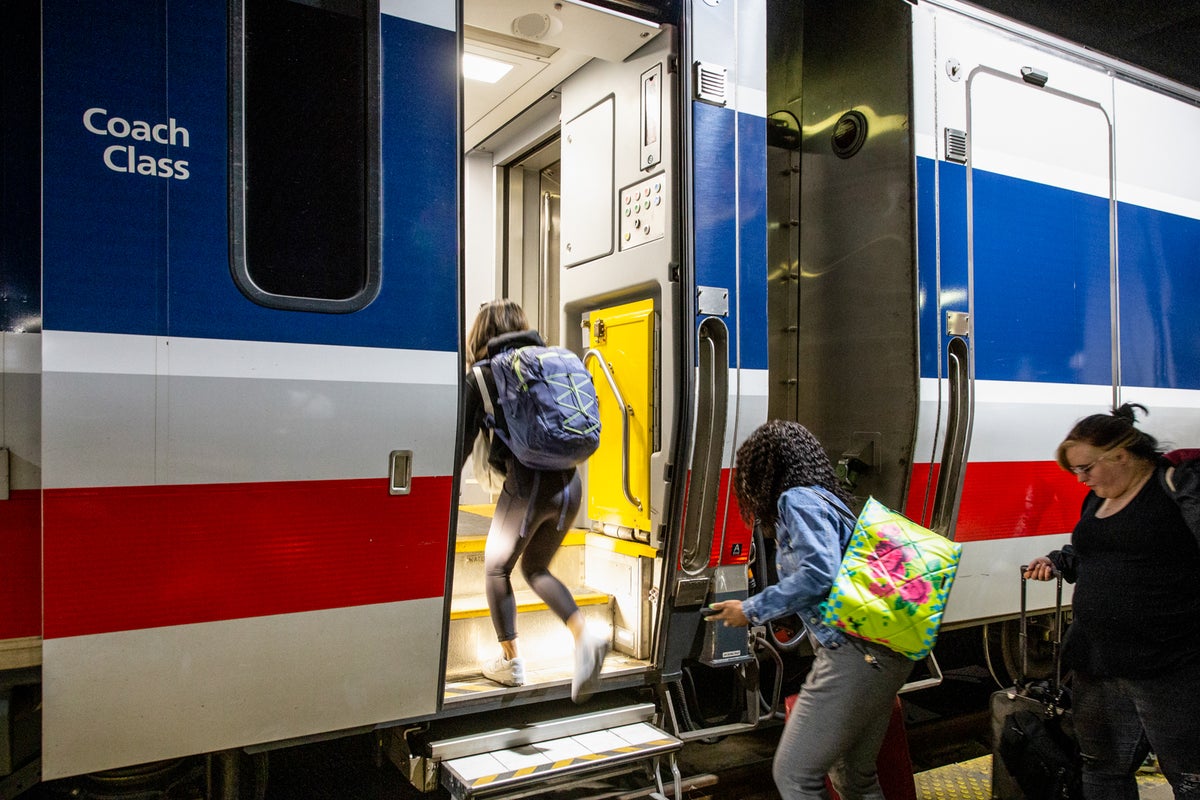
[583,349,642,511]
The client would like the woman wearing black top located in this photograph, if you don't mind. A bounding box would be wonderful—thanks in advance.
[1025,404,1200,800]
[458,299,608,702]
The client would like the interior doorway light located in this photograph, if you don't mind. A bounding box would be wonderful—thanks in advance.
[463,52,514,83]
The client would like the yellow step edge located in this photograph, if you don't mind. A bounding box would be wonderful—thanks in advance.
[455,528,589,553]
[457,507,660,559]
[450,591,610,620]
[585,532,659,560]
[459,503,497,518]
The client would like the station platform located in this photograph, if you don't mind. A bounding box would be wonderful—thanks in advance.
[914,755,1173,800]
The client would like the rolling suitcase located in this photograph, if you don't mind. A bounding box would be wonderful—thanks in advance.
[990,569,1081,800]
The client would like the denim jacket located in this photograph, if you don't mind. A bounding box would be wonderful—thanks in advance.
[740,485,854,650]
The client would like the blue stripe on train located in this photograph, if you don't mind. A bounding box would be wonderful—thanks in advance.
[693,101,768,371]
[41,5,458,352]
[738,111,768,372]
[918,157,1200,390]
[1117,202,1200,390]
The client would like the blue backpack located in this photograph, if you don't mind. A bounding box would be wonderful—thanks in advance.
[473,345,601,470]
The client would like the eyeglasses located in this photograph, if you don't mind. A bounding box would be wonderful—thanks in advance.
[1068,452,1112,476]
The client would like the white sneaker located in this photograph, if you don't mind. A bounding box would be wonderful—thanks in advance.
[572,632,609,703]
[482,655,526,687]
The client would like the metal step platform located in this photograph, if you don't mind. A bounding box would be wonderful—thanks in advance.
[428,703,682,800]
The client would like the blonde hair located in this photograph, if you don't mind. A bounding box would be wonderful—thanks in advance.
[466,299,529,369]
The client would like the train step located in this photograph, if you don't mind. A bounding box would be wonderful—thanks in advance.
[444,590,613,684]
[430,702,682,800]
[452,527,590,595]
[449,589,610,621]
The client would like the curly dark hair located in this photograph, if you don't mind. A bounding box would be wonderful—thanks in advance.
[733,419,851,531]
[1054,402,1162,469]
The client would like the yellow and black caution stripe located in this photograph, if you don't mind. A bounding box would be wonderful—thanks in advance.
[441,721,681,799]
[466,737,678,789]
[441,680,503,699]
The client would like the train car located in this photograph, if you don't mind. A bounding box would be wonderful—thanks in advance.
[1,0,1198,798]
[768,0,1200,675]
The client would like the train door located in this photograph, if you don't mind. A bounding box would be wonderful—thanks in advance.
[652,0,768,735]
[37,0,459,780]
[444,1,670,705]
[921,8,1115,625]
[445,0,770,729]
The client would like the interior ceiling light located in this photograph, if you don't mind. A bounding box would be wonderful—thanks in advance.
[463,52,515,83]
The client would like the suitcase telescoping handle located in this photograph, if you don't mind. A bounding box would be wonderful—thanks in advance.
[1018,566,1064,694]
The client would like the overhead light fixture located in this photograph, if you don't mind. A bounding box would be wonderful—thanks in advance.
[463,52,514,84]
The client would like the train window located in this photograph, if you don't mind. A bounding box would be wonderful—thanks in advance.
[228,0,381,313]
[2,0,41,332]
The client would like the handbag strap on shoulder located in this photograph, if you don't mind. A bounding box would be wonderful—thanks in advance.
[813,488,857,528]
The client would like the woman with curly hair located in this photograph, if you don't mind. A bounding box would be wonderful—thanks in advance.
[1025,404,1200,800]
[707,420,913,800]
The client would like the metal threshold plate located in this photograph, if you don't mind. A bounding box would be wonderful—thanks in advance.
[441,721,680,799]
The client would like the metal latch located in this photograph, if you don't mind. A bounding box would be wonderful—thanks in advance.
[389,450,412,495]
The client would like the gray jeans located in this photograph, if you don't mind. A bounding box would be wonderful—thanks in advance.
[773,639,913,800]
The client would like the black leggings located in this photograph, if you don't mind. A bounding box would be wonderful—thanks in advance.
[484,463,582,642]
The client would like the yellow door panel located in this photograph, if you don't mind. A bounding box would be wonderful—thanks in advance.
[586,299,657,534]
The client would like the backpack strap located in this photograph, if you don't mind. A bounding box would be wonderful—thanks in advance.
[472,364,496,419]
[1159,451,1200,542]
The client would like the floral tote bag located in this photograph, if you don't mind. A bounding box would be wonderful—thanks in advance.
[820,496,962,660]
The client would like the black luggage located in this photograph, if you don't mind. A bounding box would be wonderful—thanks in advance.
[990,569,1081,800]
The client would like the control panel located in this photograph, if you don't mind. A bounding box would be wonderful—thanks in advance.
[620,173,667,250]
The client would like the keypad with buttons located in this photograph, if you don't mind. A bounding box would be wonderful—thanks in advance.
[620,173,667,250]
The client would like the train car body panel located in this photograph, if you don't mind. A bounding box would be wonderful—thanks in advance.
[919,2,1200,622]
[36,0,460,778]
[690,0,766,569]
[768,0,1200,628]
[0,333,40,667]
[4,0,1199,789]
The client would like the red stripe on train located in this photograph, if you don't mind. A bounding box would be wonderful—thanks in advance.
[0,489,41,640]
[714,470,751,566]
[707,459,1083,567]
[905,460,1086,542]
[43,477,452,639]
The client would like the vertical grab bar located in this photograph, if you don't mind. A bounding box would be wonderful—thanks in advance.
[680,319,729,573]
[540,191,559,336]
[930,337,974,535]
[583,349,642,511]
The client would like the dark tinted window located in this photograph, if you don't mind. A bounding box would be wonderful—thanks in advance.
[230,0,380,312]
[2,0,42,331]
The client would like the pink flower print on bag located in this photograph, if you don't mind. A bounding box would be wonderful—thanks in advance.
[898,576,932,605]
[820,497,962,660]
[865,530,910,598]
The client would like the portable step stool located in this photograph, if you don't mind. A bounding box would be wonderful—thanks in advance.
[430,703,682,800]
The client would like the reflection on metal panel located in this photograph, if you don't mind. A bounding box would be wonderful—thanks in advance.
[769,0,918,509]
